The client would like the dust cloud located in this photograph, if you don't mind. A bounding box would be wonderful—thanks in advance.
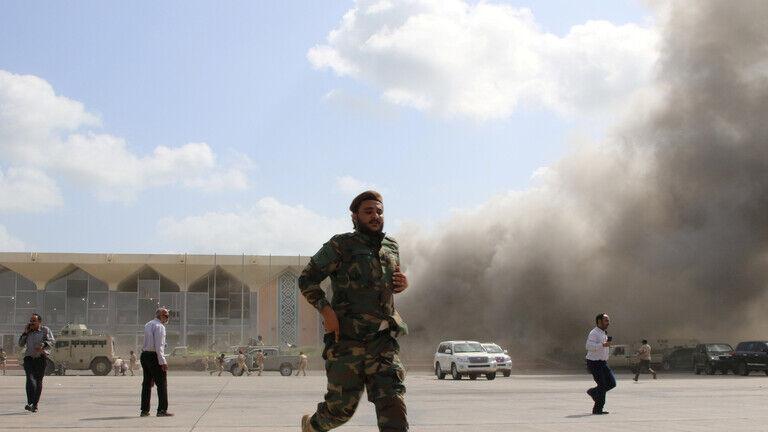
[396,1,768,362]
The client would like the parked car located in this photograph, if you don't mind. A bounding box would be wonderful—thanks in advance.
[661,347,695,371]
[693,343,733,375]
[223,346,300,376]
[731,341,768,376]
[481,343,512,377]
[434,341,498,380]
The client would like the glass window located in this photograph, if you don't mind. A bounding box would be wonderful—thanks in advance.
[187,293,208,325]
[138,298,161,323]
[0,297,14,324]
[16,291,37,309]
[117,310,136,325]
[138,280,160,300]
[0,271,15,296]
[89,292,109,309]
[89,309,108,325]
[67,280,88,324]
[45,291,66,324]
[16,308,35,324]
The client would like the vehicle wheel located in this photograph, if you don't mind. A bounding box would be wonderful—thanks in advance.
[90,357,111,376]
[486,372,496,380]
[503,371,511,377]
[737,362,749,376]
[469,374,478,380]
[435,363,445,380]
[451,364,461,380]
[694,365,701,375]
[662,361,671,371]
[706,363,716,375]
[280,363,293,376]
[231,365,243,376]
[44,358,56,376]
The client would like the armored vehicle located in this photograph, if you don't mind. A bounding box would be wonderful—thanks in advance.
[47,324,115,376]
[224,346,300,376]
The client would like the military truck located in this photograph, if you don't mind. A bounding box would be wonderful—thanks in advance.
[47,324,115,376]
[223,346,300,376]
[165,346,207,370]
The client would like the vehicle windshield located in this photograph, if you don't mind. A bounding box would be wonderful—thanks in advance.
[707,344,732,353]
[454,343,484,353]
[483,345,503,353]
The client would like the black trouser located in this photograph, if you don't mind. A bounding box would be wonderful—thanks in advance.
[140,351,168,413]
[586,360,616,413]
[23,356,46,407]
[634,359,655,380]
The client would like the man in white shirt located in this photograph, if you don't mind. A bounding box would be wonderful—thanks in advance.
[585,313,616,415]
[140,308,173,417]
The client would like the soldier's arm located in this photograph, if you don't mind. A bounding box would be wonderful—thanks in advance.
[298,239,342,312]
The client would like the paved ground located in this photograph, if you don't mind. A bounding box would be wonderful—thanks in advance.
[2,369,768,431]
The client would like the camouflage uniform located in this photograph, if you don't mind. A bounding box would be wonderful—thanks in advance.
[300,230,408,432]
[254,351,265,376]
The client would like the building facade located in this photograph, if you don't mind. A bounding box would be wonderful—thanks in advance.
[0,252,325,355]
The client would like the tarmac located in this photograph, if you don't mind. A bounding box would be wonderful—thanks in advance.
[1,369,768,431]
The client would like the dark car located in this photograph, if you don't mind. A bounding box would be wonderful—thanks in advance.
[661,347,695,371]
[693,343,733,375]
[731,341,768,376]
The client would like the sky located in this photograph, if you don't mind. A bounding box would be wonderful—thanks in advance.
[0,0,655,255]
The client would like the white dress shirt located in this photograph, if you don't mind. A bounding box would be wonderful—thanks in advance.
[142,318,167,365]
[585,326,609,361]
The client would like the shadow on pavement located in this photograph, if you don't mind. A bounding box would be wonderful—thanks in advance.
[565,414,594,418]
[80,416,137,421]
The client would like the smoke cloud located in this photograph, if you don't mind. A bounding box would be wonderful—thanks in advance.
[397,1,768,360]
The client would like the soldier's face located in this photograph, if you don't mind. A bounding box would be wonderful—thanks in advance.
[354,200,384,233]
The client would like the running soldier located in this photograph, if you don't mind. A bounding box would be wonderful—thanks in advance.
[296,351,308,376]
[0,348,6,376]
[253,350,265,376]
[300,190,409,432]
[237,350,251,376]
[634,340,657,381]
[129,351,137,376]
[209,353,224,376]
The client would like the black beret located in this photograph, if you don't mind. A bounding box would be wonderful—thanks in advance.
[350,190,383,213]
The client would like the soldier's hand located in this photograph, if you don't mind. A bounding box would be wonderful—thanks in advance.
[34,344,42,353]
[161,364,168,372]
[320,305,340,342]
[393,266,408,293]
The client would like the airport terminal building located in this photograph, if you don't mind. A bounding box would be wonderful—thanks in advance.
[0,252,325,355]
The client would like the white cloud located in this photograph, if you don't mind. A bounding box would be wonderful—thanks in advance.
[0,166,63,213]
[156,198,349,255]
[0,224,25,251]
[0,70,250,203]
[335,175,378,195]
[308,0,659,120]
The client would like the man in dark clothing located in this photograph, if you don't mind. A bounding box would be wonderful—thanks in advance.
[140,307,173,417]
[18,313,54,413]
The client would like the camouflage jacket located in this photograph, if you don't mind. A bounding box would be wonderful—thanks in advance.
[299,230,408,340]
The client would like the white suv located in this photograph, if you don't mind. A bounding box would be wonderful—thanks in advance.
[434,341,498,380]
[482,343,512,377]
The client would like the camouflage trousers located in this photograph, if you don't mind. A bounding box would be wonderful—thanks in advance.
[311,333,407,432]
